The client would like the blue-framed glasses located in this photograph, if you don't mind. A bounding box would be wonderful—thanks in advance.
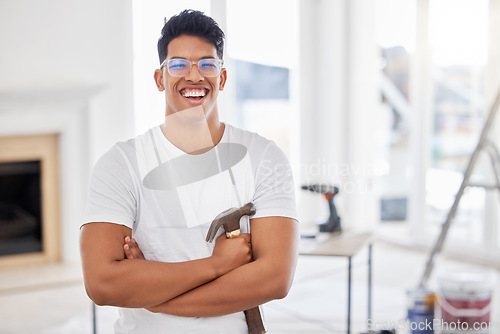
[160,58,224,77]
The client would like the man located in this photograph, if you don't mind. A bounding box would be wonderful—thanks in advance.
[80,9,299,334]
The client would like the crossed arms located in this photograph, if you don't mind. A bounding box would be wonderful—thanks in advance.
[80,216,299,317]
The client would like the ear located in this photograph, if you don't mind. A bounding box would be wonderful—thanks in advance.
[218,68,227,91]
[154,69,165,91]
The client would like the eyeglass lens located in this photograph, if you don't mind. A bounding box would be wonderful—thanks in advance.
[167,59,222,77]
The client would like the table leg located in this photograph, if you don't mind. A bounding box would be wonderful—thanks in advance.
[347,256,352,334]
[368,243,372,322]
[93,302,97,334]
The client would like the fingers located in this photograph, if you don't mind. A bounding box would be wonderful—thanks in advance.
[124,236,144,260]
[216,233,226,241]
[211,232,253,274]
[237,234,252,259]
[215,233,251,242]
[240,233,253,259]
[124,236,134,259]
[239,233,251,244]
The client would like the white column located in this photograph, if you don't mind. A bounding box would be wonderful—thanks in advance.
[408,0,432,245]
[297,0,379,231]
[296,0,343,229]
[345,0,380,230]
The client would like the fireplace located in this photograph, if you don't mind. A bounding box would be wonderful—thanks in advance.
[0,134,60,267]
[0,160,42,255]
[0,86,102,267]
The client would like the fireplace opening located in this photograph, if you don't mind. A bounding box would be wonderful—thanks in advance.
[0,160,43,256]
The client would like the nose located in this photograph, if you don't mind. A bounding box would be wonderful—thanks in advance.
[184,63,204,82]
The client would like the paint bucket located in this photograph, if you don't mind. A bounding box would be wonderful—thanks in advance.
[436,270,496,334]
[407,288,435,334]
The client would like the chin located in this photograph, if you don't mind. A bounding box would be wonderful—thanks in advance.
[176,105,208,122]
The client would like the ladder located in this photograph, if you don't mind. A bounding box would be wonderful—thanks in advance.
[418,87,500,288]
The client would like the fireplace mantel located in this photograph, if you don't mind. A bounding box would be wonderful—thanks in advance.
[0,85,103,135]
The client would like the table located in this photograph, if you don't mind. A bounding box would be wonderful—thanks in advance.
[299,232,373,334]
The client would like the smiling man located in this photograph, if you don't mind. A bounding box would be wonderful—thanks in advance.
[80,9,299,334]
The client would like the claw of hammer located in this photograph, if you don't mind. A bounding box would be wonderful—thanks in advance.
[205,202,256,243]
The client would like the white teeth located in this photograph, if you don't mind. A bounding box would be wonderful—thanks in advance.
[182,89,206,98]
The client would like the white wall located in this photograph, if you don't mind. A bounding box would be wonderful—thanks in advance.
[0,0,134,263]
[0,0,134,163]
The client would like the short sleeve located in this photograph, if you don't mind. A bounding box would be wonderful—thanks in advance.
[252,142,297,220]
[82,146,137,229]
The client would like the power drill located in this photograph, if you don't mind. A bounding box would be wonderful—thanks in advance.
[301,184,342,233]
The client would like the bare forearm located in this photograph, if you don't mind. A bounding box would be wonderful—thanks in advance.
[85,256,220,308]
[148,260,288,317]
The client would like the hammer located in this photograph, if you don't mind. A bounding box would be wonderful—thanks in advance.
[206,202,266,334]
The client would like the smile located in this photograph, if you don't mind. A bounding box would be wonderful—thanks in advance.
[180,88,208,98]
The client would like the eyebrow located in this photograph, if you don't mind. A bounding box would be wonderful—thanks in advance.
[169,56,217,60]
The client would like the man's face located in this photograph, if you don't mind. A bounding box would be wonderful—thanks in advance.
[154,35,227,119]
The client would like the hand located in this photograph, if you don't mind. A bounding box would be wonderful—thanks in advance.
[123,236,145,260]
[211,233,252,276]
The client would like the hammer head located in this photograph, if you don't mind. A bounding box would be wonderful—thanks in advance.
[205,202,256,243]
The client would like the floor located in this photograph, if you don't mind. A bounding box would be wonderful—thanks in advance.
[0,234,499,334]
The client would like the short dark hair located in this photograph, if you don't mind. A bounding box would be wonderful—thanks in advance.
[157,9,225,64]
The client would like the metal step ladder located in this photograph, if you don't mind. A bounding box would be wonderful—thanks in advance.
[419,87,500,288]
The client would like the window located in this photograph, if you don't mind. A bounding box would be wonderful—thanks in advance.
[426,0,490,247]
[376,0,499,260]
[375,0,416,224]
[225,0,298,159]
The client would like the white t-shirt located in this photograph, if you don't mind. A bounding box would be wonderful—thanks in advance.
[83,124,297,333]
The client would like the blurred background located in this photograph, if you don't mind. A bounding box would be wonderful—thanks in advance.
[1,0,500,333]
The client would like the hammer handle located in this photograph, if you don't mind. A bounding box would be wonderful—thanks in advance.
[244,307,266,334]
[227,229,266,333]
[225,208,265,333]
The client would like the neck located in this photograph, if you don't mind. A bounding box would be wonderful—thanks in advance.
[161,106,224,154]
